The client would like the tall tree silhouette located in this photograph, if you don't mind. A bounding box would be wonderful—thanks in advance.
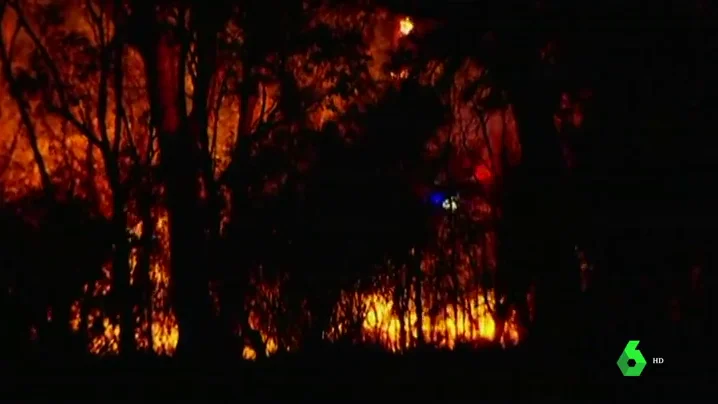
[124,0,235,358]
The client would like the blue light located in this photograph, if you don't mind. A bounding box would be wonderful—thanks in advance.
[429,191,446,206]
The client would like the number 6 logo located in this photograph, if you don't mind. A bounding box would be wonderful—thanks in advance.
[617,340,647,376]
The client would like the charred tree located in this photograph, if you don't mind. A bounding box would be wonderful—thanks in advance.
[127,1,226,359]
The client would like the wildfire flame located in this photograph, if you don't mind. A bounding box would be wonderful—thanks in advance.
[1,4,528,360]
[68,208,179,355]
[399,17,414,36]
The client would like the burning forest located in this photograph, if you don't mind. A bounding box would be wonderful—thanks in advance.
[0,0,528,358]
[0,0,712,397]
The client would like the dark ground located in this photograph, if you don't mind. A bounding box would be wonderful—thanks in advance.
[3,343,711,400]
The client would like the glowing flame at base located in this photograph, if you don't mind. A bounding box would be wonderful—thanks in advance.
[62,203,520,359]
[68,208,179,356]
[326,287,520,353]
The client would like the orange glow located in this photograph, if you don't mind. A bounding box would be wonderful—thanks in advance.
[399,17,414,36]
[390,68,409,79]
[327,287,520,352]
[240,283,522,359]
[67,208,179,356]
[2,5,528,360]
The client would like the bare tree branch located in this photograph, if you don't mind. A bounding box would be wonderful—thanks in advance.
[9,0,103,147]
[0,3,53,193]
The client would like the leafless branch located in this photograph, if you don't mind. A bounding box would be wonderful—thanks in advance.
[9,0,104,147]
[210,71,230,171]
[0,3,53,193]
[7,15,21,60]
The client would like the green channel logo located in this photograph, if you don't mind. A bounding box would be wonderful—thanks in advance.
[617,340,647,376]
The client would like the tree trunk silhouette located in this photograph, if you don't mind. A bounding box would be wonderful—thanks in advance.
[474,2,580,358]
[137,178,155,352]
[138,17,212,359]
[499,76,579,357]
[109,188,135,356]
[412,253,424,347]
[513,97,577,343]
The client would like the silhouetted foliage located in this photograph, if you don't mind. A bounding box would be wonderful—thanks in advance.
[0,0,713,398]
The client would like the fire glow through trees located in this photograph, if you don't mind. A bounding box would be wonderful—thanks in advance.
[0,1,543,359]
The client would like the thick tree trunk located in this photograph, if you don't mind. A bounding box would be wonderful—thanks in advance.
[141,29,213,360]
[517,101,577,335]
[163,142,212,359]
[220,58,261,354]
[189,8,227,351]
[137,182,155,352]
[500,76,580,359]
[488,3,581,357]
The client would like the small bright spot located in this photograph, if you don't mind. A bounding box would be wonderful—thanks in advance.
[474,165,493,183]
[442,196,459,212]
[390,68,409,79]
[399,17,414,36]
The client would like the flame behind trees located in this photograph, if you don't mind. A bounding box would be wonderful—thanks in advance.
[399,17,413,36]
[0,0,534,359]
